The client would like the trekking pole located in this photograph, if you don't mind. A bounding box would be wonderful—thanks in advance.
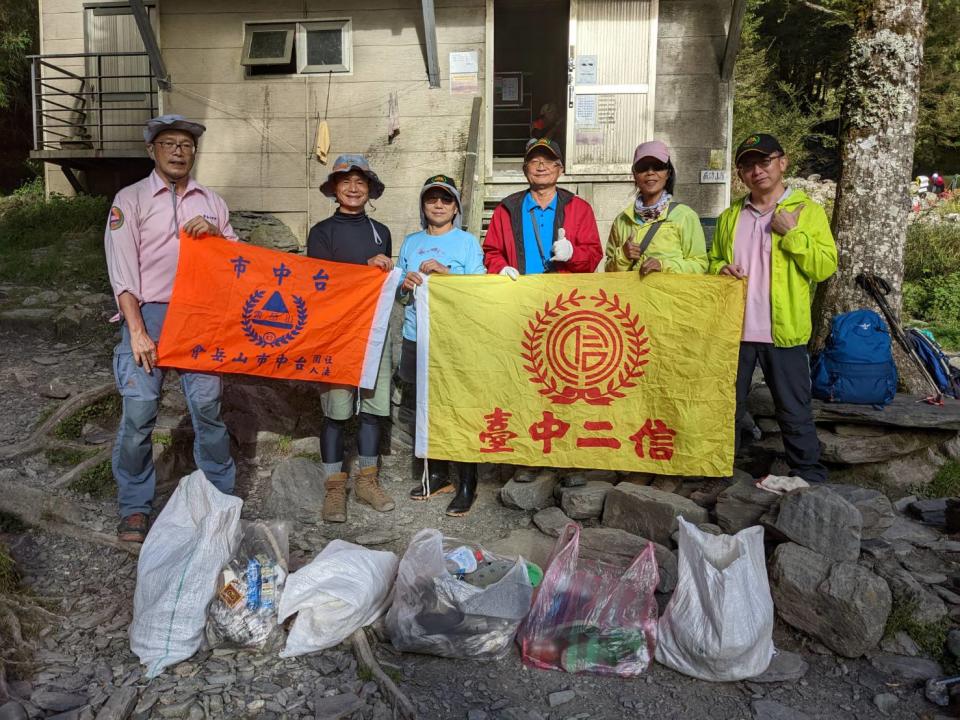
[855,272,943,403]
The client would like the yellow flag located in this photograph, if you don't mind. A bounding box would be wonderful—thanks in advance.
[416,272,746,477]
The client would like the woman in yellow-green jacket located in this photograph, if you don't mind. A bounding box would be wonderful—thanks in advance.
[605,140,708,275]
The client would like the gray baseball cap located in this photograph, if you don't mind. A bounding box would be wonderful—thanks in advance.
[144,114,206,144]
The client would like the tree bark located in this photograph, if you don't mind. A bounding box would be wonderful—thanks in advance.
[811,0,926,389]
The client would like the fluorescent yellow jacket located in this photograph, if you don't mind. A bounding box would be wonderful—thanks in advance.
[604,201,708,274]
[708,189,837,347]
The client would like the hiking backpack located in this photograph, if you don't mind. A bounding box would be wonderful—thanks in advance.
[907,328,960,399]
[811,309,898,406]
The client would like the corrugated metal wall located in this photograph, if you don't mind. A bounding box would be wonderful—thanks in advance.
[567,0,657,173]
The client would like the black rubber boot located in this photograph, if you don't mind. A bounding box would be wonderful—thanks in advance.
[446,463,478,516]
[409,459,452,500]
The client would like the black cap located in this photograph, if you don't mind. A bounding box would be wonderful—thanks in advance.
[735,133,784,165]
[524,137,563,164]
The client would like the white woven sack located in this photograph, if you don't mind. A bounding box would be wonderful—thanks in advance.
[130,470,242,677]
[656,518,774,681]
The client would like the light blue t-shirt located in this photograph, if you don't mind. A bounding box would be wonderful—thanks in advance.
[396,227,485,341]
[521,191,557,275]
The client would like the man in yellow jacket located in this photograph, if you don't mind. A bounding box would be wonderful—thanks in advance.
[708,133,837,493]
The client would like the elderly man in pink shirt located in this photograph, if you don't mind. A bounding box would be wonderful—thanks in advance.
[105,114,237,543]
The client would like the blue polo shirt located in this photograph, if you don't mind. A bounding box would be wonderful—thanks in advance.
[521,191,557,275]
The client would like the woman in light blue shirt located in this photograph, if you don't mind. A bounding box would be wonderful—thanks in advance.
[396,174,485,516]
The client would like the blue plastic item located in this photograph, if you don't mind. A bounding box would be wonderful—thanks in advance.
[811,309,898,406]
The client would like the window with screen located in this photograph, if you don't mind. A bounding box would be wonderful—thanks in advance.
[242,20,351,76]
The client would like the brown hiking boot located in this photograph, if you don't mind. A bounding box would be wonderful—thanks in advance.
[690,477,733,508]
[322,472,349,523]
[117,512,148,543]
[355,466,396,512]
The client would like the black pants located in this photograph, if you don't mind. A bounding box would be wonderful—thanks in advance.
[735,342,826,482]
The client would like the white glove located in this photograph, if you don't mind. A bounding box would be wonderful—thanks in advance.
[550,238,574,262]
[499,266,520,281]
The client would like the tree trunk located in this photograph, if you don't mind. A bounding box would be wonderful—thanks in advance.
[811,0,926,390]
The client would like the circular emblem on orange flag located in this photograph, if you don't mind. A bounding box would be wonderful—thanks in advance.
[521,288,649,405]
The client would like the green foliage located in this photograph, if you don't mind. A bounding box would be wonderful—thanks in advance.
[904,222,960,281]
[295,452,323,463]
[277,435,292,454]
[913,460,960,500]
[55,395,121,441]
[884,599,953,664]
[732,1,834,173]
[67,459,115,499]
[0,0,37,110]
[0,188,111,288]
[916,0,960,171]
[44,446,97,467]
[0,541,18,595]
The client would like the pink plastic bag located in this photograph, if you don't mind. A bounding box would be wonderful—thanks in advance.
[518,523,659,676]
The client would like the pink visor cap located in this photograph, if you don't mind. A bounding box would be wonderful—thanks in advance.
[632,140,671,166]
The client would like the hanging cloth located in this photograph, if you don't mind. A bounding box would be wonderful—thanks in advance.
[315,71,333,164]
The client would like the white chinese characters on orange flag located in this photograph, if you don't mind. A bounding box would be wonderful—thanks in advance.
[415,272,747,476]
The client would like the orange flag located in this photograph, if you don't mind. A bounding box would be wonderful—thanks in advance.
[157,234,401,387]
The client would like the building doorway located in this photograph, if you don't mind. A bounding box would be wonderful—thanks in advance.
[491,0,569,172]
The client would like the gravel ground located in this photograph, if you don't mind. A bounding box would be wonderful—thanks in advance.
[0,318,951,720]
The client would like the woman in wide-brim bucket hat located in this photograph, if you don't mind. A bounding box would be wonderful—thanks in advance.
[320,154,385,199]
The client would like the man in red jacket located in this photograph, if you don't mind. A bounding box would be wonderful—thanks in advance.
[483,138,602,487]
[483,138,602,278]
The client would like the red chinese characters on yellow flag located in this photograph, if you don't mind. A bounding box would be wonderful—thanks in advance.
[416,273,746,477]
[157,234,400,386]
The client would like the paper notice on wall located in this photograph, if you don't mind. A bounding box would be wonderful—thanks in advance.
[576,55,597,84]
[576,129,604,146]
[450,73,479,95]
[575,95,597,127]
[450,51,478,74]
[502,77,519,103]
[597,96,617,126]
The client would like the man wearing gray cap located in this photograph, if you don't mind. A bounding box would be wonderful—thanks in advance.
[105,114,238,543]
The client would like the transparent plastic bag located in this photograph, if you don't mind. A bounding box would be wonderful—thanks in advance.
[518,523,658,676]
[130,471,243,678]
[656,518,774,681]
[386,529,533,660]
[205,520,291,651]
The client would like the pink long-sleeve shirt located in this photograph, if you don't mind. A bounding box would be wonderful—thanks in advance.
[104,170,236,311]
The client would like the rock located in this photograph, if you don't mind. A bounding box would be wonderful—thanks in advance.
[881,515,940,546]
[500,471,558,511]
[764,486,861,562]
[0,701,28,720]
[39,379,74,399]
[751,700,811,720]
[872,693,898,715]
[94,688,138,720]
[487,529,556,569]
[817,427,953,464]
[248,222,300,253]
[578,527,678,594]
[547,690,575,707]
[601,485,708,545]
[221,376,323,444]
[879,631,920,657]
[869,654,942,682]
[31,692,88,713]
[354,530,398,546]
[833,423,889,437]
[934,585,960,605]
[907,498,947,525]
[749,650,809,683]
[81,423,114,446]
[290,436,322,455]
[893,495,918,512]
[467,711,487,720]
[560,481,612,520]
[532,507,574,537]
[261,457,327,521]
[769,543,891,657]
[312,692,364,720]
[947,628,960,658]
[872,559,948,624]
[826,484,895,540]
[0,308,57,337]
[715,478,780,534]
[845,447,947,493]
